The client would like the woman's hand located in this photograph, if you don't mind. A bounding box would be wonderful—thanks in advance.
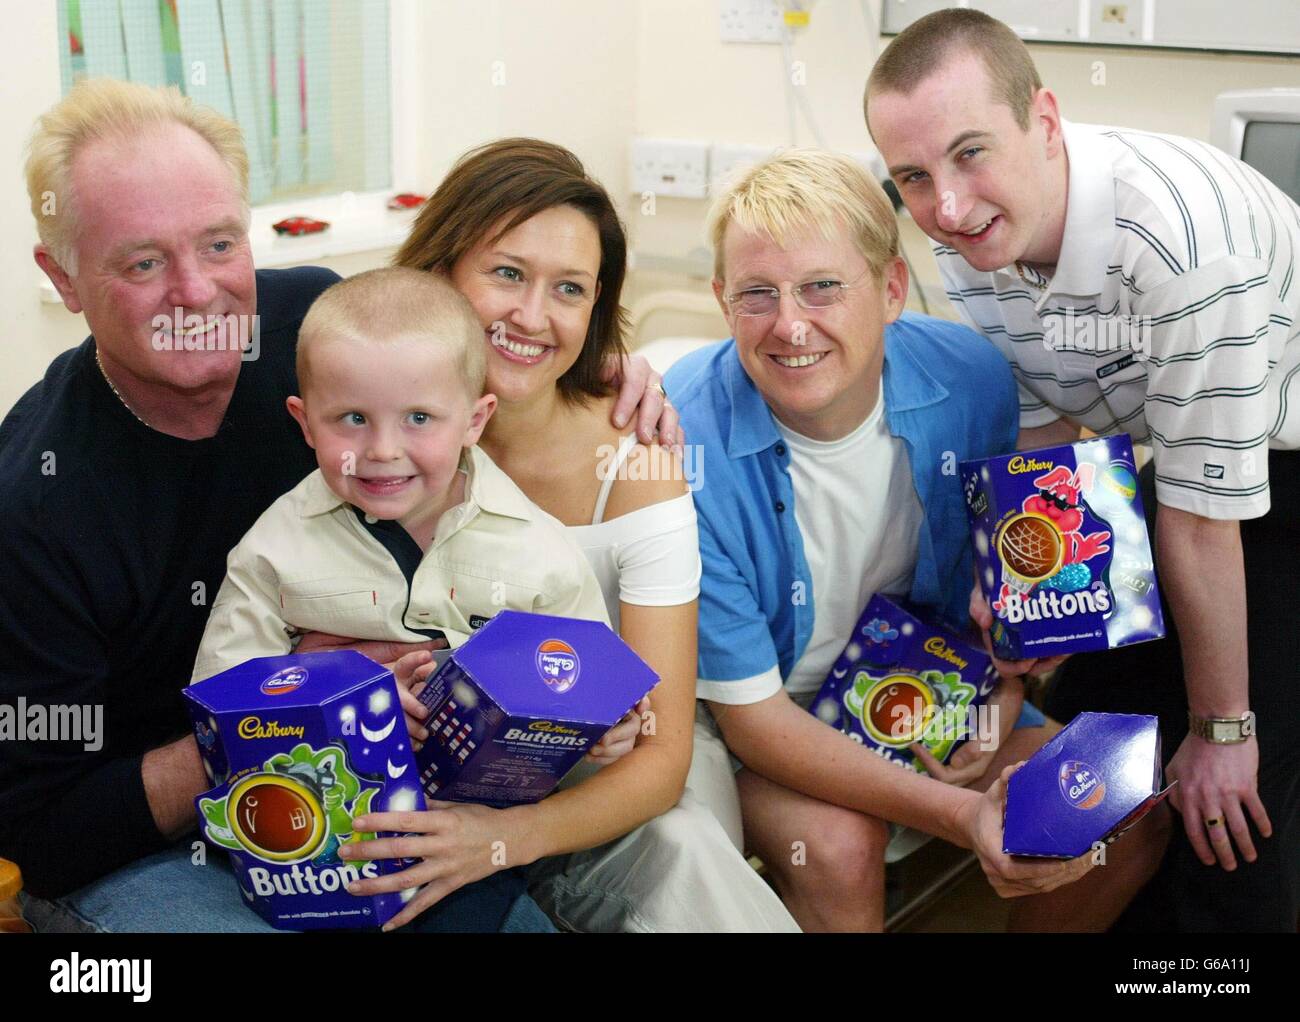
[911,677,1024,787]
[956,763,1095,898]
[586,696,651,766]
[341,802,525,931]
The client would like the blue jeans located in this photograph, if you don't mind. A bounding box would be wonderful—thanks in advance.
[21,842,555,933]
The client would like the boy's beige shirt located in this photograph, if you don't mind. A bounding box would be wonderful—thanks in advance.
[192,444,609,682]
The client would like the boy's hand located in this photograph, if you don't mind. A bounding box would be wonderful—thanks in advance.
[586,696,651,766]
[390,650,438,748]
[603,353,685,450]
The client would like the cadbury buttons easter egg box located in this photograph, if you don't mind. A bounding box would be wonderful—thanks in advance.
[808,595,999,773]
[1003,712,1175,858]
[184,652,421,930]
[414,610,659,807]
[961,435,1165,660]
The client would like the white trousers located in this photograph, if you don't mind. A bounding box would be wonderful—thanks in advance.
[526,708,801,933]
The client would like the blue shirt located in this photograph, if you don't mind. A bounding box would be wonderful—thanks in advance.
[664,312,1018,703]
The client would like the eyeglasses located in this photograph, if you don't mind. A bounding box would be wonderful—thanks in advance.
[723,270,871,317]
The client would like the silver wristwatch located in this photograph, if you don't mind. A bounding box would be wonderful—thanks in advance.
[1187,711,1256,744]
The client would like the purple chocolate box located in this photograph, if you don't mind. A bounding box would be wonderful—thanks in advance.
[961,435,1165,659]
[184,652,421,930]
[415,610,658,807]
[808,595,999,773]
[1003,712,1173,859]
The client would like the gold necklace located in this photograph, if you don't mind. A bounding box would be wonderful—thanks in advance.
[1015,261,1051,291]
[94,348,151,428]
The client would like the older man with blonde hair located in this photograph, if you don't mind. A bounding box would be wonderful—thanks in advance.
[1,80,563,932]
[665,148,1169,931]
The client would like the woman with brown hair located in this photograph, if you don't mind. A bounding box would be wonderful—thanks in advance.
[358,139,796,931]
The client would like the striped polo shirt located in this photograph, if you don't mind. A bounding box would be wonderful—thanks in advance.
[935,120,1300,520]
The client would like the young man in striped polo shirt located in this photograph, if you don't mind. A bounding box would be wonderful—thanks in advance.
[866,9,1298,931]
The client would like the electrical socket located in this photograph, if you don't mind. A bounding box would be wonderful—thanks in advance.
[630,138,710,199]
[719,0,785,44]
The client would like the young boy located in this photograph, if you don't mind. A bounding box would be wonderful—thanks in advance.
[192,266,609,684]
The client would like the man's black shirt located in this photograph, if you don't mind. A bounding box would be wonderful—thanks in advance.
[0,267,337,897]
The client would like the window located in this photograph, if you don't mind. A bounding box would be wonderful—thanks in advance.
[58,0,392,204]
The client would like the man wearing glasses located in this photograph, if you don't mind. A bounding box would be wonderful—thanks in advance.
[664,149,1167,931]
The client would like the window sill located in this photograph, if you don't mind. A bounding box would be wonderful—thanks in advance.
[38,191,416,304]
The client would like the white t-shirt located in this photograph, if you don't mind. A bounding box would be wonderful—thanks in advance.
[776,387,923,705]
[566,434,701,630]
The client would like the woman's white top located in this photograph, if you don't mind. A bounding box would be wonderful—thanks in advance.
[566,434,701,630]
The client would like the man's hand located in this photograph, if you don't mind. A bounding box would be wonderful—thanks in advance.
[912,676,1023,787]
[1155,504,1261,873]
[295,630,447,665]
[603,353,684,449]
[969,581,1069,681]
[1166,734,1272,871]
[586,696,651,766]
[957,763,1095,898]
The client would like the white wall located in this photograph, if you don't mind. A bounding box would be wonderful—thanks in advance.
[4,1,1298,415]
[628,0,1300,323]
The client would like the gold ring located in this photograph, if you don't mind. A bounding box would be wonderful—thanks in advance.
[650,380,666,396]
[1204,816,1224,829]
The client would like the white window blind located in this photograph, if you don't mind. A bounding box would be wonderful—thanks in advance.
[58,0,392,204]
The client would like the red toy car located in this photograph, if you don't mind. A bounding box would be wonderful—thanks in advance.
[272,216,330,236]
[387,192,426,210]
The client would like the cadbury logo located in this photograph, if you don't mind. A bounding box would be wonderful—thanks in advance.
[261,666,308,696]
[536,639,581,694]
[922,636,968,671]
[528,721,582,736]
[1008,456,1054,475]
[237,716,306,740]
[1059,760,1107,809]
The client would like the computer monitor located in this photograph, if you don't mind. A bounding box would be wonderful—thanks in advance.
[1211,89,1300,204]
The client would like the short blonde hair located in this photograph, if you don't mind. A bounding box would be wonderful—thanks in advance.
[707,148,898,282]
[25,78,250,274]
[297,267,486,401]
